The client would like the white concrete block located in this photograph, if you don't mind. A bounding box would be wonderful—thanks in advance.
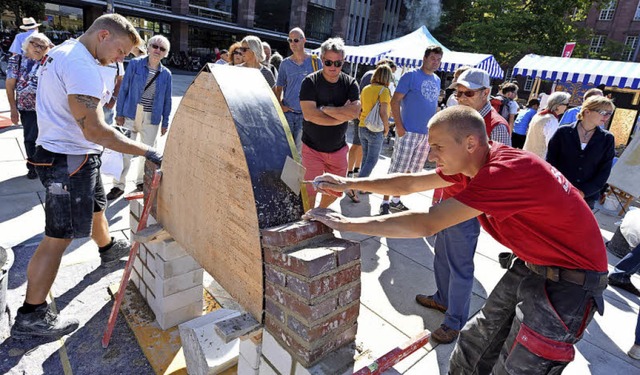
[148,284,203,315]
[239,333,262,369]
[147,239,188,261]
[262,330,292,375]
[130,268,141,289]
[133,255,143,276]
[154,268,203,297]
[156,299,202,330]
[237,355,260,375]
[129,199,143,218]
[178,309,242,375]
[258,357,280,375]
[154,253,201,279]
[292,344,355,375]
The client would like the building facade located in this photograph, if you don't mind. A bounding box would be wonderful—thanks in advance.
[585,0,640,62]
[24,0,403,60]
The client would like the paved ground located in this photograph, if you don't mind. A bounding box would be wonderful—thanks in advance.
[1,70,639,374]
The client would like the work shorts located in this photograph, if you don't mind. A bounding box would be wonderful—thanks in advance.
[30,146,106,239]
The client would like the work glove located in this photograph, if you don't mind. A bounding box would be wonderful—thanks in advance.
[144,148,163,167]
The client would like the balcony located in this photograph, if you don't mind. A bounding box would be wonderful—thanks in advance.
[116,0,171,11]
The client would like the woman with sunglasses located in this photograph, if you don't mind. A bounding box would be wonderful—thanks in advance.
[522,91,570,159]
[5,32,53,179]
[546,96,615,208]
[238,35,276,88]
[228,42,244,66]
[111,34,172,199]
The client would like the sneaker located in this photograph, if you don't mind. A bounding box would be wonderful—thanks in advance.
[379,203,390,215]
[100,239,131,267]
[608,277,640,297]
[136,183,144,192]
[431,324,460,344]
[415,294,447,313]
[27,170,38,179]
[629,344,640,360]
[389,200,409,212]
[11,304,79,339]
[106,187,125,200]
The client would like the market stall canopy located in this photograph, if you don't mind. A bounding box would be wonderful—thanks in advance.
[311,26,504,79]
[513,54,640,89]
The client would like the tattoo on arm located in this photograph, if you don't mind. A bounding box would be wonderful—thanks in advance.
[75,95,99,109]
[75,115,87,129]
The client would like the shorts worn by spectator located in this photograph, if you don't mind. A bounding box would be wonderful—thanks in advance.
[11,14,155,340]
[304,106,608,374]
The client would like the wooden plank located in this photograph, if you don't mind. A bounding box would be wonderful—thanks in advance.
[157,65,304,321]
[609,108,636,147]
[608,131,640,198]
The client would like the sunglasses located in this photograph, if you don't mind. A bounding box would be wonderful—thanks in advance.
[324,59,344,68]
[595,110,614,116]
[29,40,48,50]
[151,44,167,52]
[287,38,301,43]
[236,47,249,53]
[233,51,243,56]
[454,89,484,98]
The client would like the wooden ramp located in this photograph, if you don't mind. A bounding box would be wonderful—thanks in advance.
[157,64,304,320]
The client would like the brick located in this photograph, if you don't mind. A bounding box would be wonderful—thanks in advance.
[147,239,188,261]
[239,331,263,369]
[264,246,336,278]
[155,268,203,297]
[262,330,293,375]
[287,303,359,342]
[261,220,332,248]
[153,253,201,279]
[265,265,287,286]
[336,241,360,266]
[265,316,358,367]
[265,283,337,323]
[338,282,361,307]
[286,264,361,300]
[156,299,202,330]
[265,298,286,324]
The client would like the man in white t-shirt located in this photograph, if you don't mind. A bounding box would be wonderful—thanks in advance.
[10,14,162,340]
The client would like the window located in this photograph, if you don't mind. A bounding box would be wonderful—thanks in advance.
[524,77,534,91]
[624,36,638,61]
[590,35,606,53]
[599,1,616,21]
[635,1,640,20]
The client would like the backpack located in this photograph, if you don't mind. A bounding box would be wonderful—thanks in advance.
[490,95,512,119]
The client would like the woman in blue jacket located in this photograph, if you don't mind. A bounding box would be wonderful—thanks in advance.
[108,34,172,199]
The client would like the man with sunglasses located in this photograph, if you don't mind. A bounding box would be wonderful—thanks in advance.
[415,68,511,344]
[275,27,322,154]
[382,45,443,215]
[299,37,360,208]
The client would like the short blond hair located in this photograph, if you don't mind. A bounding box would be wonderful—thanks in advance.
[86,14,142,46]
[429,106,489,145]
[578,96,615,121]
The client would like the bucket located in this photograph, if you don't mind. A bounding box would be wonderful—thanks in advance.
[606,227,631,259]
[0,246,15,315]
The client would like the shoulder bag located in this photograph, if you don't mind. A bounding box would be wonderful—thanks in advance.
[364,86,386,133]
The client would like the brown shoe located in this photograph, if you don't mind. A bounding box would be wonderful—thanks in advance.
[415,294,447,313]
[431,324,459,344]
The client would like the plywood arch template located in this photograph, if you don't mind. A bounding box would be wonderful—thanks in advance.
[157,64,304,320]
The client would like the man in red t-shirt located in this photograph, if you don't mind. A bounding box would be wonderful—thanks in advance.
[304,106,607,374]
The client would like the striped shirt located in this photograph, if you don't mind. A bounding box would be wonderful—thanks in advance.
[480,103,511,146]
[140,68,158,112]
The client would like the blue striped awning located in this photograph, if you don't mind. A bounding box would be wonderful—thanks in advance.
[388,50,505,79]
[513,54,640,89]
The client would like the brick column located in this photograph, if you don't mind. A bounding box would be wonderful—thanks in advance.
[260,221,361,369]
[237,0,257,28]
[332,1,351,41]
[289,0,308,31]
[365,1,386,44]
[170,21,189,55]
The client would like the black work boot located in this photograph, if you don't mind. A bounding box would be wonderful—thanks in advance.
[11,304,79,339]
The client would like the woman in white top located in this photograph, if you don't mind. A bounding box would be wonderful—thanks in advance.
[522,91,570,159]
[238,35,276,88]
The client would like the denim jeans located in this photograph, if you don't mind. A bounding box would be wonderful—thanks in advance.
[433,217,480,330]
[19,110,38,172]
[284,111,303,155]
[609,243,640,284]
[103,106,115,126]
[358,126,384,178]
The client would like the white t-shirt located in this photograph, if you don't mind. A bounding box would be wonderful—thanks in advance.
[507,100,519,116]
[36,39,109,155]
[98,62,125,102]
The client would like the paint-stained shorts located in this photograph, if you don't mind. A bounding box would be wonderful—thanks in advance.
[30,146,106,239]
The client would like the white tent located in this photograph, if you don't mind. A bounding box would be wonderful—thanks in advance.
[312,26,504,79]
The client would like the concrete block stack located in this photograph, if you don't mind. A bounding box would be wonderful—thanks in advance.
[257,220,361,372]
[130,198,204,330]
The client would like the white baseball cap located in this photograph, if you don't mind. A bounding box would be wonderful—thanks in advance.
[449,68,490,90]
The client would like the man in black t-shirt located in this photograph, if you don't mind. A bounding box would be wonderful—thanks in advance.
[299,37,360,208]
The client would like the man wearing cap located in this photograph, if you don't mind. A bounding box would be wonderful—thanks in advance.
[381,45,443,215]
[9,17,41,55]
[413,68,511,344]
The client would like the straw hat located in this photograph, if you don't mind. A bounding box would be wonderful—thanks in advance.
[20,17,41,31]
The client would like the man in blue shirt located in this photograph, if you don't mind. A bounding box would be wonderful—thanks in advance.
[9,17,40,55]
[511,99,539,149]
[380,45,442,215]
[559,88,603,125]
[275,27,322,154]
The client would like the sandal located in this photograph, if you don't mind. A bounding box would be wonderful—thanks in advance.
[345,189,360,203]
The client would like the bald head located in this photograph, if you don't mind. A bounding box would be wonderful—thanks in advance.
[429,106,488,145]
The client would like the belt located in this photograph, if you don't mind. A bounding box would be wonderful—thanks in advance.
[524,262,606,288]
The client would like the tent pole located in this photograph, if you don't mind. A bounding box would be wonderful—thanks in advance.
[353,63,359,78]
[529,77,541,102]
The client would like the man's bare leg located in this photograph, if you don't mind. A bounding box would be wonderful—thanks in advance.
[91,210,111,247]
[25,236,72,305]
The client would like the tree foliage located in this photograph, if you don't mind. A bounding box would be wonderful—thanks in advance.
[0,0,45,28]
[433,0,599,67]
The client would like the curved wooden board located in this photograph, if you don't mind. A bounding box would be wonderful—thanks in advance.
[157,64,304,320]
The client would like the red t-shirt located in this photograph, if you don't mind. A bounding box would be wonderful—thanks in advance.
[436,143,607,272]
